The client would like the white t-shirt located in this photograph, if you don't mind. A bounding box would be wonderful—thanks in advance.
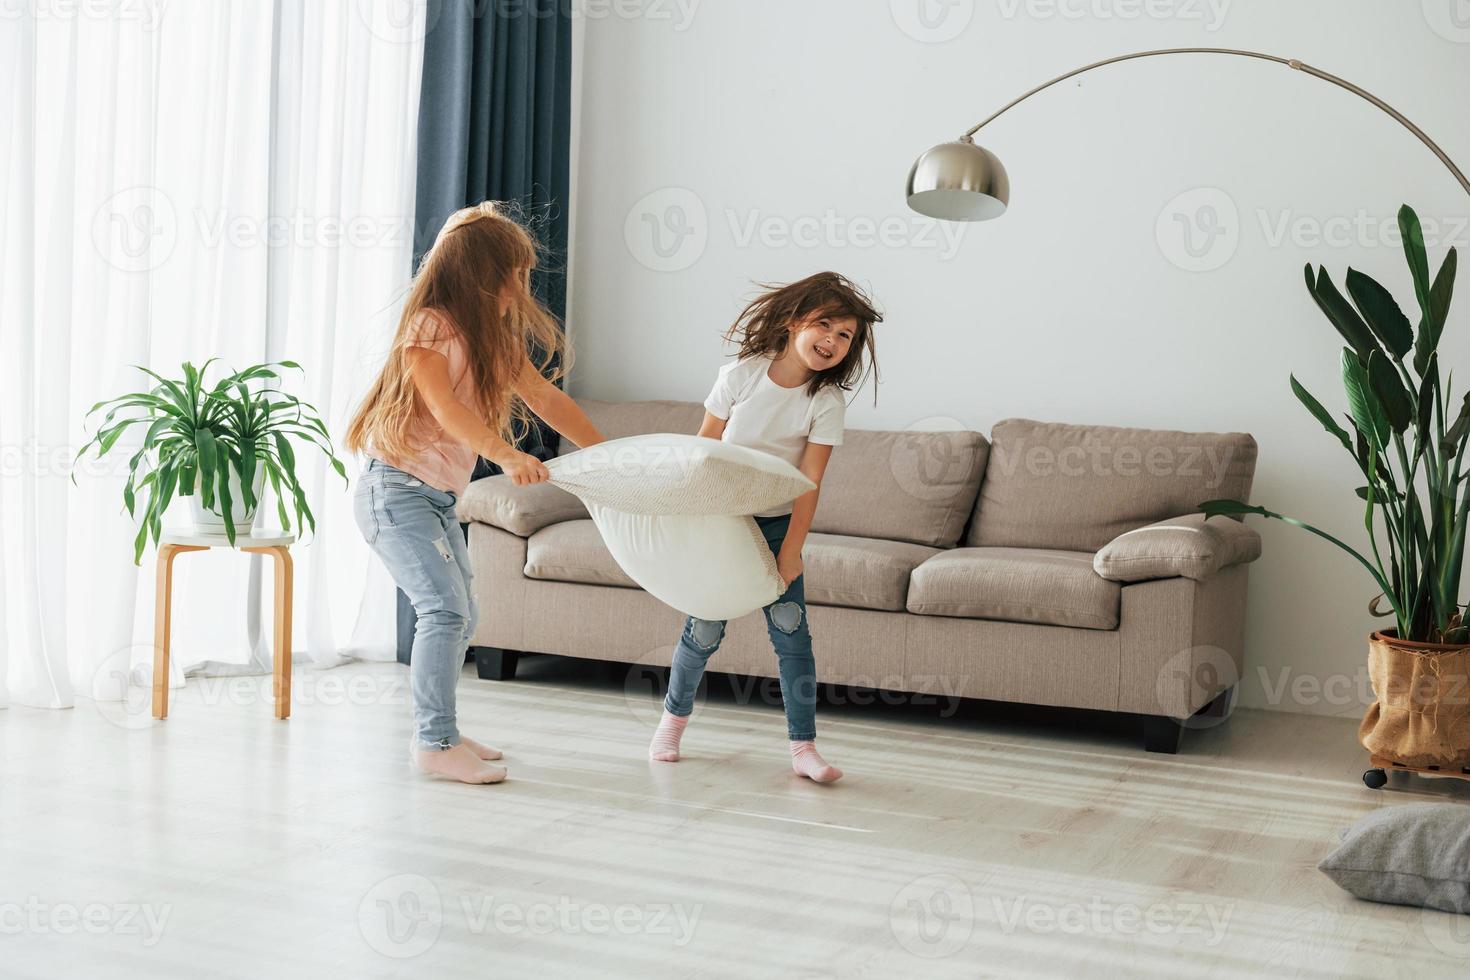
[704,354,845,517]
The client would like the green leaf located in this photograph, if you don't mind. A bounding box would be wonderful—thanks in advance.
[1368,350,1413,432]
[273,431,296,481]
[1342,348,1389,450]
[1400,205,1433,329]
[156,456,179,520]
[194,428,218,508]
[1307,265,1381,362]
[1199,499,1264,519]
[266,462,291,529]
[1200,498,1396,603]
[238,436,256,511]
[1416,355,1438,446]
[1291,374,1352,451]
[1346,268,1413,358]
[1429,246,1457,337]
[1445,391,1470,451]
[1415,249,1457,375]
[215,441,236,545]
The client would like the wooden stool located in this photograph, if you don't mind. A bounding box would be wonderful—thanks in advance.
[152,529,297,720]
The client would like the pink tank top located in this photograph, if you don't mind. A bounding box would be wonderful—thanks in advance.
[371,309,483,494]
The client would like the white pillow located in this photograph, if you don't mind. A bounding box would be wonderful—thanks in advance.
[584,503,784,620]
[547,433,813,516]
[545,433,811,620]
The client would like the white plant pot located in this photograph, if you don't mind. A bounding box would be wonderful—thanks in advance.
[188,466,268,534]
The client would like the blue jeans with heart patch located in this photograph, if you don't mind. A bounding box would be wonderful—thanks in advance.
[352,457,478,751]
[662,514,817,741]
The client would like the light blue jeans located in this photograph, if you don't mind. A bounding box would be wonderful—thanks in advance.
[663,514,818,741]
[353,457,478,751]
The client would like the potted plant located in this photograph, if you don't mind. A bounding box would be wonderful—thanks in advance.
[1202,205,1469,783]
[73,358,348,563]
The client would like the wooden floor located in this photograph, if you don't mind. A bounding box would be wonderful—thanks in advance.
[4,655,1470,979]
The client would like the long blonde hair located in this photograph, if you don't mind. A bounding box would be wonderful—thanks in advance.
[345,202,569,462]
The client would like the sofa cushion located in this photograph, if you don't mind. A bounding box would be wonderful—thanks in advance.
[569,398,705,446]
[967,418,1258,552]
[525,520,637,589]
[907,547,1121,630]
[1093,512,1262,582]
[813,427,988,549]
[457,474,588,535]
[803,533,940,612]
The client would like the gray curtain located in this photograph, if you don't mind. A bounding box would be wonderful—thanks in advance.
[399,0,574,663]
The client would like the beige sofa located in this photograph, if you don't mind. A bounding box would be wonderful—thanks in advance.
[458,399,1261,753]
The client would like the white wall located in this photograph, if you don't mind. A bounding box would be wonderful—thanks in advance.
[567,0,1470,717]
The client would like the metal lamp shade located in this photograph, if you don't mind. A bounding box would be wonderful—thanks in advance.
[905,140,1009,221]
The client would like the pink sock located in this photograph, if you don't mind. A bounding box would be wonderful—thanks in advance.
[649,711,689,762]
[790,741,842,783]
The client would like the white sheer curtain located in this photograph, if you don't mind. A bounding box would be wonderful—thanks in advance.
[0,1,423,710]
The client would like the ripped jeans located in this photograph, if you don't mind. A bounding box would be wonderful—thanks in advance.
[663,514,817,741]
[352,457,478,751]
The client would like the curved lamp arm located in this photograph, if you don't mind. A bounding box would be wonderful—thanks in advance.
[959,47,1470,199]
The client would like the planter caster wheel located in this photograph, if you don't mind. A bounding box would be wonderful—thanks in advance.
[1362,768,1388,790]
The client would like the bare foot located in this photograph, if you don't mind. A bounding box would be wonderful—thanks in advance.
[460,735,504,761]
[413,743,507,784]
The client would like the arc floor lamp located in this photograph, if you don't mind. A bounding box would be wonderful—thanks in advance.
[906,47,1470,221]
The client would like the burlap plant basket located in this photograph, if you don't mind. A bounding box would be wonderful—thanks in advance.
[1359,630,1470,767]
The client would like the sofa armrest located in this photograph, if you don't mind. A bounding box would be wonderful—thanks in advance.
[1093,512,1261,583]
[456,474,588,536]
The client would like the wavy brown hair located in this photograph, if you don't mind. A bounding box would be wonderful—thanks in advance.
[345,202,568,462]
[725,271,881,399]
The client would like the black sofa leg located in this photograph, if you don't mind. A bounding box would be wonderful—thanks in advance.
[1142,714,1185,754]
[473,647,520,681]
[1199,685,1235,720]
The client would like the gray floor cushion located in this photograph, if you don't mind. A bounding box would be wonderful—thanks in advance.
[1319,803,1470,914]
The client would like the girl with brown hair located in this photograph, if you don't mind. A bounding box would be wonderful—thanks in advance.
[647,272,882,782]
